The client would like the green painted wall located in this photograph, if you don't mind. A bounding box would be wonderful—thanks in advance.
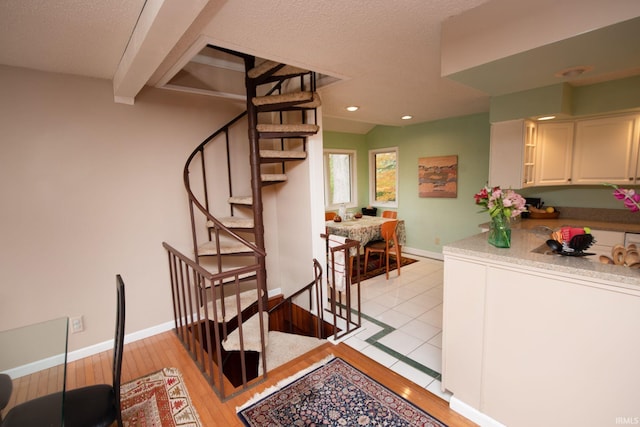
[325,113,491,254]
[572,75,640,116]
[490,76,640,122]
[490,83,572,123]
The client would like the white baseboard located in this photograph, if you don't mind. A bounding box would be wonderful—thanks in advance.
[402,246,444,261]
[3,320,176,378]
[2,354,67,379]
[67,320,176,363]
[449,396,506,427]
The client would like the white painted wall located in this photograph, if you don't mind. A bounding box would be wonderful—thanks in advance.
[0,65,245,351]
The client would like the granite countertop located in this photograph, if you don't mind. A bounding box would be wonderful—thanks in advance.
[443,229,640,289]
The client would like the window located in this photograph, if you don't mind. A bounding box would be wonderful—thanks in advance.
[369,147,398,208]
[324,149,357,208]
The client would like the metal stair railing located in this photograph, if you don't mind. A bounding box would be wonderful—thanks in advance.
[162,242,266,401]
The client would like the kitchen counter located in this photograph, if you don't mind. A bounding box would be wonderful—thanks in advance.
[442,229,640,426]
[445,228,640,289]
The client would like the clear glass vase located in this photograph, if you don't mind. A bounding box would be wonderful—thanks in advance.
[488,213,511,248]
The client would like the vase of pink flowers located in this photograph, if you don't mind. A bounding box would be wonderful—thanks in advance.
[474,186,527,248]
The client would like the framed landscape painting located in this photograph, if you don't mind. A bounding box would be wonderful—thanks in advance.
[418,155,458,198]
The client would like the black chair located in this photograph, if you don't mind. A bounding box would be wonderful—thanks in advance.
[2,275,126,427]
[0,374,12,422]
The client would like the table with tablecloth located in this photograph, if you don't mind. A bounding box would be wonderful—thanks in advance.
[325,216,406,250]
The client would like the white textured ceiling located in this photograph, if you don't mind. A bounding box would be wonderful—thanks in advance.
[1,0,639,134]
[0,0,146,79]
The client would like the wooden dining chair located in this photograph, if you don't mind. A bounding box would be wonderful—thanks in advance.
[364,220,401,279]
[381,210,397,219]
[3,275,126,427]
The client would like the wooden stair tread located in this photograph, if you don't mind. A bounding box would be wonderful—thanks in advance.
[199,290,259,322]
[295,92,322,109]
[228,196,253,205]
[207,216,254,229]
[253,91,313,107]
[261,173,287,183]
[257,123,319,133]
[198,240,255,256]
[261,331,326,374]
[197,266,257,285]
[247,60,308,80]
[221,311,268,353]
[257,123,319,138]
[256,93,322,112]
[260,149,307,161]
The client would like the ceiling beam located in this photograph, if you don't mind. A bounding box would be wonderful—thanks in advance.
[112,0,210,104]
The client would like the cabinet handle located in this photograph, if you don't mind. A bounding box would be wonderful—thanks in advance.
[630,177,634,181]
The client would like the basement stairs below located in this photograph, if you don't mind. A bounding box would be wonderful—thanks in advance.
[200,291,326,380]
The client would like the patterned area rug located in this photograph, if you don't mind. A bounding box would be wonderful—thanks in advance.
[352,254,418,281]
[237,356,447,426]
[121,367,202,427]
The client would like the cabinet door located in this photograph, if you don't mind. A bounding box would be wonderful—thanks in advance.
[489,120,535,189]
[572,115,639,185]
[442,256,486,408]
[535,122,574,185]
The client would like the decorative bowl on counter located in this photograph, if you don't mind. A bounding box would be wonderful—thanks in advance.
[529,211,560,219]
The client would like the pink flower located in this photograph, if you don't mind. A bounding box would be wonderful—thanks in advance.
[623,190,640,212]
[606,184,640,213]
[474,185,526,218]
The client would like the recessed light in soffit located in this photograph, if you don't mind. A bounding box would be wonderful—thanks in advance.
[554,65,594,79]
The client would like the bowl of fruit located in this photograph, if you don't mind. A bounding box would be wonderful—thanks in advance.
[528,205,560,219]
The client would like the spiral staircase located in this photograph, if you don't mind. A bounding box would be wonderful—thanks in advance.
[162,46,337,400]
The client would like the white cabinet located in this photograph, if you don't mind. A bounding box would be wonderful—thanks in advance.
[443,251,640,427]
[535,122,574,185]
[489,119,536,189]
[492,114,640,189]
[571,114,640,185]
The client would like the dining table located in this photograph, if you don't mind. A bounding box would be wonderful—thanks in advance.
[325,216,406,254]
[0,317,69,425]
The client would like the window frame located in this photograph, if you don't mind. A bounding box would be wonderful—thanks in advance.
[369,147,399,208]
[323,149,358,210]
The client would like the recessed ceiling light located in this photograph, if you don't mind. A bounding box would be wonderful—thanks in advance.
[554,65,593,79]
[401,115,413,120]
[537,115,556,121]
[346,106,359,112]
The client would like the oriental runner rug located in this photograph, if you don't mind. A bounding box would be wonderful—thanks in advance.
[237,356,447,426]
[121,367,202,427]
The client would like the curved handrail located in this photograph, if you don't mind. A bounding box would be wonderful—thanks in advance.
[182,110,265,257]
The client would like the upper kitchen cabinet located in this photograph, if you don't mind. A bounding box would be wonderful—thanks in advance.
[571,114,640,185]
[535,122,574,186]
[489,119,536,189]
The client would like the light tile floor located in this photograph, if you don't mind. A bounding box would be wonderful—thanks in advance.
[343,255,451,401]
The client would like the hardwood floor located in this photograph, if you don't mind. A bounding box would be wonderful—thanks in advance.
[4,331,476,426]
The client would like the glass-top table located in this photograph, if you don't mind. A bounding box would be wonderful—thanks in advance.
[0,317,69,425]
